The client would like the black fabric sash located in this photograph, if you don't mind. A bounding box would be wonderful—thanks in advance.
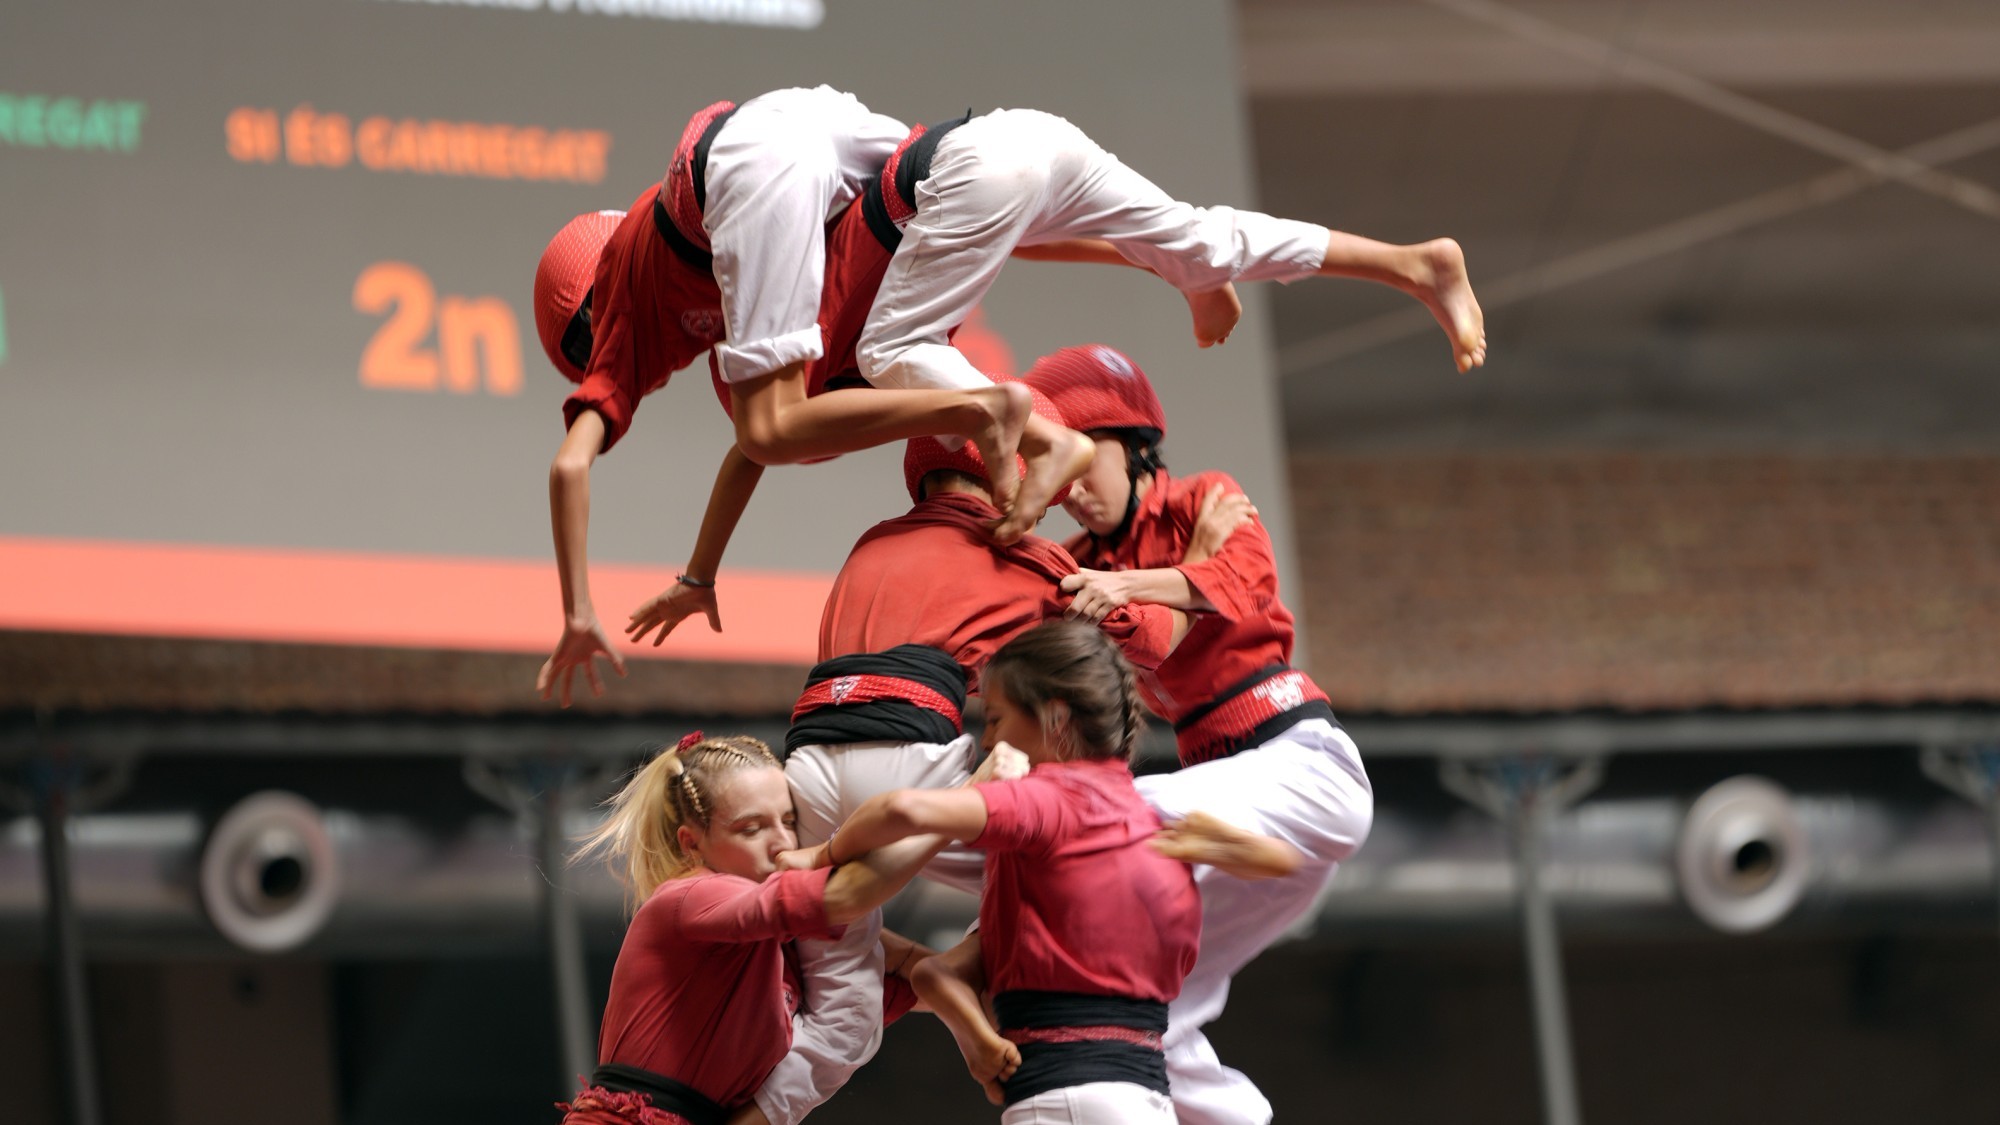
[993,991,1170,1033]
[783,644,966,758]
[590,1063,727,1125]
[859,175,903,253]
[652,193,712,272]
[861,111,976,253]
[895,111,974,208]
[690,105,737,213]
[993,991,1171,1106]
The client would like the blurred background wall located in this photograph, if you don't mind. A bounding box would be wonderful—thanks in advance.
[4,1,1999,1122]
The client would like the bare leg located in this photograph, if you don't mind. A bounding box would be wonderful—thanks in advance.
[992,415,1095,544]
[731,363,1031,513]
[1318,233,1486,373]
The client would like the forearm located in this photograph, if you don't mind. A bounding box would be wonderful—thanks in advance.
[685,445,766,582]
[1124,567,1214,613]
[1011,239,1147,272]
[824,789,987,874]
[822,835,948,925]
[549,412,607,621]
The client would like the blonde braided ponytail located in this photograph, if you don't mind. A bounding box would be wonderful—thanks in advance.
[575,733,780,911]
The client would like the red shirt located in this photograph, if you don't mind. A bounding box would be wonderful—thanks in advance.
[1066,469,1294,723]
[820,492,1178,690]
[563,183,729,452]
[596,868,840,1107]
[971,758,1201,1001]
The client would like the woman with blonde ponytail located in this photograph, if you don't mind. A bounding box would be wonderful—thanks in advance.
[559,732,952,1125]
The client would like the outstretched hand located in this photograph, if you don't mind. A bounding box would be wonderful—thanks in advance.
[626,582,722,647]
[537,617,629,708]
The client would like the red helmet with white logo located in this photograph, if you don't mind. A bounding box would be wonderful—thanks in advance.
[904,381,1068,504]
[1020,344,1165,442]
[533,210,624,384]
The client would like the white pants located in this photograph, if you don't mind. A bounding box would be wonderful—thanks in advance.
[856,108,1330,391]
[1135,719,1373,1125]
[752,735,985,1125]
[705,86,907,384]
[1001,1082,1178,1125]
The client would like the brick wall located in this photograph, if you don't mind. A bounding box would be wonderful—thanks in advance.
[1289,454,2000,712]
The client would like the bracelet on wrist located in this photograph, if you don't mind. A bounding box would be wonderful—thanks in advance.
[676,573,715,589]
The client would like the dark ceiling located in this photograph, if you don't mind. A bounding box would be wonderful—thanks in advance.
[1241,0,2000,452]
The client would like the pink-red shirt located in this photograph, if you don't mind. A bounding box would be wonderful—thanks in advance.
[972,758,1201,1001]
[596,868,840,1108]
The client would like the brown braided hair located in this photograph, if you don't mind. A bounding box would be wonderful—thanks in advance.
[575,733,781,911]
[982,621,1148,763]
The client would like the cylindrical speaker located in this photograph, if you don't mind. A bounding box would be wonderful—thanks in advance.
[1676,776,1809,933]
[199,791,340,952]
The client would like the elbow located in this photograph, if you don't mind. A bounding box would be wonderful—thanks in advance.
[879,791,930,839]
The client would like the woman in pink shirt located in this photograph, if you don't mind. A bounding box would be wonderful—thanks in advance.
[799,623,1296,1124]
[560,732,987,1125]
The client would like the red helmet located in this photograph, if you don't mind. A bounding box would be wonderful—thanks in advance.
[904,381,1068,504]
[533,210,624,383]
[1021,345,1165,441]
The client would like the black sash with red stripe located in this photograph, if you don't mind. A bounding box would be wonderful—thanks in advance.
[1172,664,1339,767]
[993,991,1170,1105]
[783,645,967,758]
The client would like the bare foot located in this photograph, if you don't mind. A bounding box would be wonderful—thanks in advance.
[1410,238,1485,373]
[992,421,1094,544]
[1185,283,1242,348]
[968,381,1033,518]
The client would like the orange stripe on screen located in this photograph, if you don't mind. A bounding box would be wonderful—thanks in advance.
[0,537,828,665]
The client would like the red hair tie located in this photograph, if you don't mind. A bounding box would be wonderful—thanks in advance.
[676,730,705,751]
